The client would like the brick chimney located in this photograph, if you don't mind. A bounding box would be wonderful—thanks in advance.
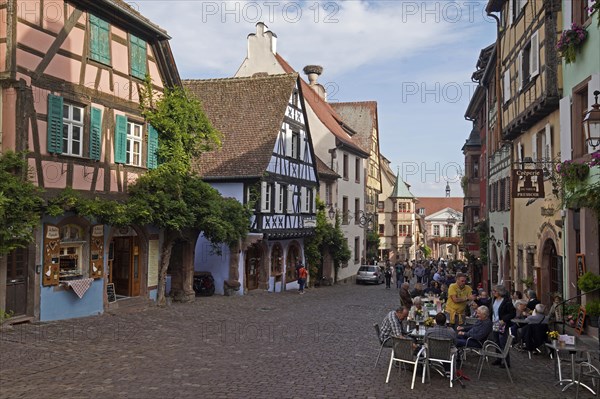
[303,65,326,101]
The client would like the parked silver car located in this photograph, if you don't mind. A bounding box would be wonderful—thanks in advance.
[356,265,384,285]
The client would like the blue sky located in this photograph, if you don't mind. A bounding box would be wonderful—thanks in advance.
[134,0,497,197]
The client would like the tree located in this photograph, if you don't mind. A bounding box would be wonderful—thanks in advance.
[135,79,250,305]
[305,199,351,284]
[365,230,380,261]
[0,151,44,256]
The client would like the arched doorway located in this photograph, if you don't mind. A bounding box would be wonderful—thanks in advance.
[245,244,263,291]
[542,239,561,301]
[286,243,302,284]
[270,243,283,289]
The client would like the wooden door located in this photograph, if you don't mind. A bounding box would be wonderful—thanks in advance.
[6,248,27,316]
[130,240,140,297]
[112,237,141,297]
[245,245,261,291]
[112,237,131,296]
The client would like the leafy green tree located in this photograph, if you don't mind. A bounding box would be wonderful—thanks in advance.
[0,151,44,256]
[366,230,380,262]
[136,80,250,304]
[305,199,351,284]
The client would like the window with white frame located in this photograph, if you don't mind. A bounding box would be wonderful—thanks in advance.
[261,182,272,212]
[445,225,452,237]
[399,225,410,237]
[126,121,143,166]
[59,224,85,278]
[62,103,84,157]
[518,30,539,91]
[503,71,511,104]
[433,225,440,236]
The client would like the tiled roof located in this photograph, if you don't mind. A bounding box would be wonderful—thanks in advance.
[330,101,377,151]
[275,54,369,157]
[416,197,464,217]
[183,73,298,179]
[316,156,340,180]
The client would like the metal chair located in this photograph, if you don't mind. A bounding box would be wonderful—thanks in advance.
[373,323,392,368]
[576,361,600,398]
[386,336,426,389]
[476,334,514,383]
[521,322,549,359]
[460,337,484,363]
[423,337,456,387]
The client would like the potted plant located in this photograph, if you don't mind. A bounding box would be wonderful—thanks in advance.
[547,330,560,347]
[556,23,588,64]
[586,300,600,328]
[577,272,600,293]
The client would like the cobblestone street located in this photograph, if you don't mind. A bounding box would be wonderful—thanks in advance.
[0,283,594,398]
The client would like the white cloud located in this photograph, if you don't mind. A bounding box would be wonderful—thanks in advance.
[135,1,491,77]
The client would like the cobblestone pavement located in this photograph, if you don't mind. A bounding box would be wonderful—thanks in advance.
[0,282,595,398]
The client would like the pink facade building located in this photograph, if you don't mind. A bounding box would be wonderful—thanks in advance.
[0,0,179,321]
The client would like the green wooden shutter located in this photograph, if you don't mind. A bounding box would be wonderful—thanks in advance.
[114,115,127,164]
[89,14,111,65]
[47,94,63,154]
[130,34,147,79]
[147,125,159,169]
[89,107,102,161]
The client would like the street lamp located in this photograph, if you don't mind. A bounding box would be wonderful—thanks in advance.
[583,90,600,149]
[328,206,336,219]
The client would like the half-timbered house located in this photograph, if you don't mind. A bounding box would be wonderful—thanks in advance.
[486,0,563,299]
[183,73,319,294]
[0,0,179,321]
[235,23,370,283]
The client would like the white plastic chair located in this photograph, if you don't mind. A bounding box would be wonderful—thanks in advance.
[373,323,392,368]
[386,336,426,389]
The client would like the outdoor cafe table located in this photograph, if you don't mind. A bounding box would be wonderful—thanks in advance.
[545,342,600,394]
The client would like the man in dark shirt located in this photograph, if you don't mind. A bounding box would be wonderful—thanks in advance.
[456,306,493,348]
[526,290,540,311]
[399,282,413,308]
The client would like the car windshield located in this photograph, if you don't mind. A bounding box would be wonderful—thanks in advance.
[359,266,376,272]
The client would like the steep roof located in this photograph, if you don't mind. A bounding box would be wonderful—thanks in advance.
[391,173,415,199]
[275,54,369,158]
[330,101,377,151]
[183,73,298,179]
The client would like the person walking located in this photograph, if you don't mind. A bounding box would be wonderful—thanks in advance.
[384,266,393,289]
[297,263,308,294]
[395,262,404,288]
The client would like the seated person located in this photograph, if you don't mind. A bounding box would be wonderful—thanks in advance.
[424,281,442,296]
[510,299,530,339]
[410,282,425,298]
[456,306,493,348]
[409,297,425,319]
[439,284,449,303]
[525,303,549,324]
[425,312,457,345]
[399,282,413,308]
[476,291,492,309]
[425,313,457,370]
[526,290,540,311]
[380,306,409,342]
[469,301,479,318]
